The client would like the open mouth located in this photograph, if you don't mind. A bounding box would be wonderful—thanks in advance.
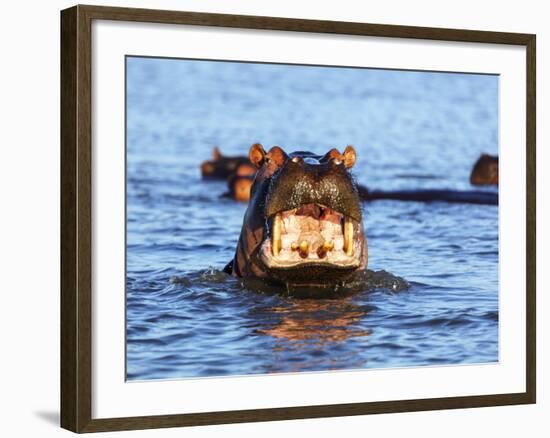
[260,203,362,269]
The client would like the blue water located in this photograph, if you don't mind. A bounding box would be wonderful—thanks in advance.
[126,57,499,380]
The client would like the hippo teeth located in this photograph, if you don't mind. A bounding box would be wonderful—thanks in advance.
[343,217,354,256]
[272,213,282,256]
[298,240,309,259]
[317,240,334,259]
[266,203,359,263]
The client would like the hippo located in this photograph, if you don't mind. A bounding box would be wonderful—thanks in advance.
[470,154,499,186]
[200,147,255,180]
[233,161,257,177]
[225,174,254,202]
[214,148,498,205]
[224,143,368,292]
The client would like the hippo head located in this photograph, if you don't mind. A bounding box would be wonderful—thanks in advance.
[470,154,499,186]
[200,147,255,180]
[228,143,368,290]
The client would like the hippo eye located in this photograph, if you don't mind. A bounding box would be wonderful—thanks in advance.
[292,156,302,163]
[333,158,342,165]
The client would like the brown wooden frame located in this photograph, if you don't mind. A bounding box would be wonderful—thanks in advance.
[61,4,536,433]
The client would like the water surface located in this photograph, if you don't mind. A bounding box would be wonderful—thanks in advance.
[126,58,499,380]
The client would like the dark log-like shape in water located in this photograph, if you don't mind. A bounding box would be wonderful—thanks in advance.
[357,185,498,206]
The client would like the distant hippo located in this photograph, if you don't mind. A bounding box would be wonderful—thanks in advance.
[233,161,257,177]
[213,148,499,204]
[225,143,368,289]
[200,147,255,180]
[470,154,499,186]
[225,174,254,202]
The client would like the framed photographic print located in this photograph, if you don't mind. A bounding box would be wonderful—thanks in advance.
[60,4,536,433]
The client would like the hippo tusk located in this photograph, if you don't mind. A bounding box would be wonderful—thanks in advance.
[343,218,354,256]
[272,213,282,256]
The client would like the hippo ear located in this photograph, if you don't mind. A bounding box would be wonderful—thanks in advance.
[212,147,222,161]
[321,148,342,163]
[266,146,288,168]
[343,145,356,169]
[249,143,267,168]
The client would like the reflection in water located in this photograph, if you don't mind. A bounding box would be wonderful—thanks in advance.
[257,299,371,343]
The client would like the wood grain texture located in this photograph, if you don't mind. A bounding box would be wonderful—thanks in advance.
[61,5,93,432]
[80,393,534,433]
[60,5,78,432]
[60,4,537,433]
[78,3,534,44]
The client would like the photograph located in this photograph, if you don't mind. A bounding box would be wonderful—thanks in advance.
[125,56,499,381]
